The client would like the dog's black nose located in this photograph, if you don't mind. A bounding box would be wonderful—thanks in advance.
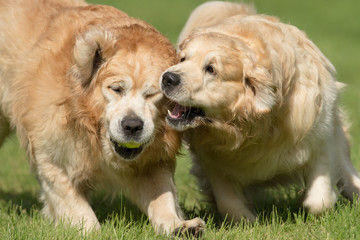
[162,72,181,89]
[121,116,144,136]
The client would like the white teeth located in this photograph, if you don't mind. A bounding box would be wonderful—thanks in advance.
[167,110,172,116]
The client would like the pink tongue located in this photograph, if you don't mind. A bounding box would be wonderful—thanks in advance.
[170,104,187,118]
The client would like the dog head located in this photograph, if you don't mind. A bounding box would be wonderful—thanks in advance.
[68,25,177,161]
[160,32,277,131]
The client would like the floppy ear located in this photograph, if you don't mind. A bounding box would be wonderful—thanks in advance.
[70,29,117,88]
[242,65,277,115]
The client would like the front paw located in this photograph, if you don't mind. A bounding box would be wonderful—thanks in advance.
[174,217,205,238]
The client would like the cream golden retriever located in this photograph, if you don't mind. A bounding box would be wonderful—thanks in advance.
[160,1,360,222]
[0,0,205,235]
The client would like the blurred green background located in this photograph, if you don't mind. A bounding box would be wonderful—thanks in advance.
[0,0,359,239]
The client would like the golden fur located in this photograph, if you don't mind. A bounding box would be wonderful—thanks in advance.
[0,0,204,235]
[161,1,360,222]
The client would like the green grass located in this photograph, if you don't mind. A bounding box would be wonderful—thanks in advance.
[1,0,360,239]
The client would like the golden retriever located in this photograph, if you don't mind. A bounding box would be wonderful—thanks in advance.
[160,1,360,222]
[0,0,205,235]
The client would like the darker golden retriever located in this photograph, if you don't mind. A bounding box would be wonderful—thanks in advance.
[0,0,204,235]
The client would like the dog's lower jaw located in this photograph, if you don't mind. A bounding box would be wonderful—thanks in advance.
[165,118,192,131]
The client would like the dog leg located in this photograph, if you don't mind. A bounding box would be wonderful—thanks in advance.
[206,169,256,223]
[126,167,205,236]
[335,126,360,201]
[303,143,337,214]
[37,161,100,232]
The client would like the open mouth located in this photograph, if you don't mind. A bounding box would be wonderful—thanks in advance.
[111,138,145,160]
[166,103,207,130]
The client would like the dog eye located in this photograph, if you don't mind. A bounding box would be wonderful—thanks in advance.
[109,86,123,95]
[205,65,216,75]
[144,92,159,99]
[144,89,161,99]
[180,57,186,62]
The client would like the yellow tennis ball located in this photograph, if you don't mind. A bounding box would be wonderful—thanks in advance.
[120,142,141,149]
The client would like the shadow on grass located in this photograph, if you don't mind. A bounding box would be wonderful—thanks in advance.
[249,185,305,223]
[180,184,352,231]
[0,185,352,233]
[90,192,147,225]
[0,189,41,215]
[249,185,351,225]
[0,189,146,225]
[0,186,313,225]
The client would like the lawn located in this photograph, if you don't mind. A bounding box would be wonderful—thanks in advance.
[1,0,360,239]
